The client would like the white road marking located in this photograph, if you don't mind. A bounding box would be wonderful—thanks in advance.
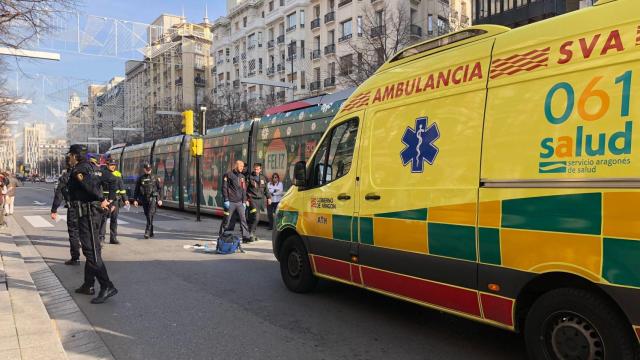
[107,219,129,225]
[24,215,54,228]
[33,201,47,206]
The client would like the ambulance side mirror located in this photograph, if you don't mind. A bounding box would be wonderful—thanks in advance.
[293,161,306,187]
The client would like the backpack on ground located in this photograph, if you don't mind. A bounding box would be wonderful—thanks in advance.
[216,232,243,254]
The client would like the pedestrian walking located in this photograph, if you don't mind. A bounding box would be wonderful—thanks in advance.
[99,158,128,244]
[133,163,162,239]
[246,163,271,242]
[50,162,81,265]
[0,173,7,229]
[267,173,284,230]
[65,144,118,304]
[3,172,19,216]
[88,154,118,245]
[219,160,250,241]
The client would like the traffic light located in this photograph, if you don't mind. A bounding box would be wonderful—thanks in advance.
[182,110,194,135]
[190,138,203,157]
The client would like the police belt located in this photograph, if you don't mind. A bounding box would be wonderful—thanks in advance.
[70,201,105,217]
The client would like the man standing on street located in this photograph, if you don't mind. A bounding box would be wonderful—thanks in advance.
[133,163,162,239]
[50,159,81,265]
[99,158,128,244]
[220,160,249,242]
[64,144,118,304]
[246,163,271,242]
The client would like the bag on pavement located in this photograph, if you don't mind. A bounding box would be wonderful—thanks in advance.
[215,232,242,254]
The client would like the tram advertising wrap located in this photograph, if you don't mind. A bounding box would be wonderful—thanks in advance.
[115,98,347,214]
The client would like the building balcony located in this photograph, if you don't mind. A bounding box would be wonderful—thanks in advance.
[195,77,206,87]
[248,70,256,77]
[277,63,286,73]
[241,53,247,60]
[310,18,320,30]
[277,35,285,44]
[338,33,352,43]
[311,49,321,60]
[324,43,336,55]
[371,25,385,37]
[267,66,275,76]
[267,39,275,48]
[233,56,239,64]
[276,90,286,100]
[248,43,256,50]
[324,11,335,24]
[324,76,336,88]
[216,59,225,65]
[310,80,321,92]
[233,79,240,88]
[338,0,352,7]
[286,25,297,33]
[410,24,422,38]
[287,54,297,62]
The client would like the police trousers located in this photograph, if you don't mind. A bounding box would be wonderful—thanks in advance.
[220,202,248,239]
[142,198,157,236]
[248,197,265,236]
[67,206,80,260]
[99,204,119,243]
[77,203,113,289]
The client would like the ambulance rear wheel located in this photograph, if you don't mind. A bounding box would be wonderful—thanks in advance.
[279,235,317,293]
[524,288,637,360]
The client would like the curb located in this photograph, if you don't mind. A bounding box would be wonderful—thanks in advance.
[6,216,115,360]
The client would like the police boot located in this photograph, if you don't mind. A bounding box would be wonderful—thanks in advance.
[90,285,118,304]
[110,239,120,244]
[75,285,95,295]
[64,258,80,265]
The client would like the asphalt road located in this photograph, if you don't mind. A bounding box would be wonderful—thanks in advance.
[10,183,526,359]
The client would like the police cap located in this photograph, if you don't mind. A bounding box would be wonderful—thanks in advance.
[142,162,152,170]
[107,158,117,166]
[68,144,87,156]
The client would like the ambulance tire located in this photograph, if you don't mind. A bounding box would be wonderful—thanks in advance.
[524,288,637,360]
[279,235,317,293]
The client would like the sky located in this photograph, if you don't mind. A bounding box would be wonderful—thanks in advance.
[7,0,226,137]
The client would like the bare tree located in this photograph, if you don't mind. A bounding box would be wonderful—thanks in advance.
[0,0,77,49]
[206,86,270,128]
[337,2,415,88]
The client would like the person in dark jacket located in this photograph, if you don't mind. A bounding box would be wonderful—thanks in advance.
[99,158,128,244]
[246,163,271,242]
[133,163,162,239]
[88,154,118,245]
[50,159,81,265]
[219,160,249,241]
[65,144,118,304]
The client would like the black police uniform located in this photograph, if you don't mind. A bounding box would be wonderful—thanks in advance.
[51,170,80,263]
[67,153,117,303]
[104,168,127,244]
[94,163,117,244]
[220,169,249,240]
[134,171,161,238]
[247,171,271,241]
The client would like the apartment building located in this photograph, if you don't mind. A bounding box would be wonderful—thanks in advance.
[38,139,68,177]
[124,60,147,143]
[93,77,125,149]
[0,128,16,173]
[142,14,214,140]
[472,0,594,28]
[24,123,48,173]
[211,0,470,109]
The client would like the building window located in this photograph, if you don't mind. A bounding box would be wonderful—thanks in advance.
[376,10,384,26]
[328,30,335,44]
[428,14,433,35]
[300,40,305,58]
[357,16,362,36]
[328,0,334,9]
[340,54,353,75]
[340,19,352,41]
[300,10,305,27]
[269,1,274,11]
[437,16,449,35]
[287,12,297,29]
[300,71,306,89]
[243,17,247,27]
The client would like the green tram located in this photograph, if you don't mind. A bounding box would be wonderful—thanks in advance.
[106,92,350,215]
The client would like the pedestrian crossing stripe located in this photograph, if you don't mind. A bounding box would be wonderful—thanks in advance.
[25,215,129,228]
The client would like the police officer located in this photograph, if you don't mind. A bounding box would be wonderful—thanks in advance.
[50,158,80,265]
[99,158,128,244]
[133,163,162,239]
[220,160,250,241]
[88,154,118,245]
[66,144,118,304]
[246,163,271,242]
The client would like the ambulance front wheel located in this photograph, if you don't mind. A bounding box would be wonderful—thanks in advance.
[279,235,318,293]
[524,288,638,360]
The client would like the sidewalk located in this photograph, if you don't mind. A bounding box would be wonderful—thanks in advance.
[0,222,67,359]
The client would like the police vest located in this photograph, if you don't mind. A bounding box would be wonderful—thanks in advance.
[140,176,158,198]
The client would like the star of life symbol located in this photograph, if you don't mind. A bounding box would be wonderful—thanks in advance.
[400,117,440,173]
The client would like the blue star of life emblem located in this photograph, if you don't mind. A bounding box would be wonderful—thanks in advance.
[400,117,440,173]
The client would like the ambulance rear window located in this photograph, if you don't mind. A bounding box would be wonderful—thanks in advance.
[392,29,487,62]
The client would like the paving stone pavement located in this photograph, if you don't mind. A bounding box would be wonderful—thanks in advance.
[2,216,115,360]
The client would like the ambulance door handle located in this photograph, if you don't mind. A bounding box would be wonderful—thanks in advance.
[337,193,351,201]
[365,193,381,201]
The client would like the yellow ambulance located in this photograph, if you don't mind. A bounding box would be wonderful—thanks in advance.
[273,0,640,358]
